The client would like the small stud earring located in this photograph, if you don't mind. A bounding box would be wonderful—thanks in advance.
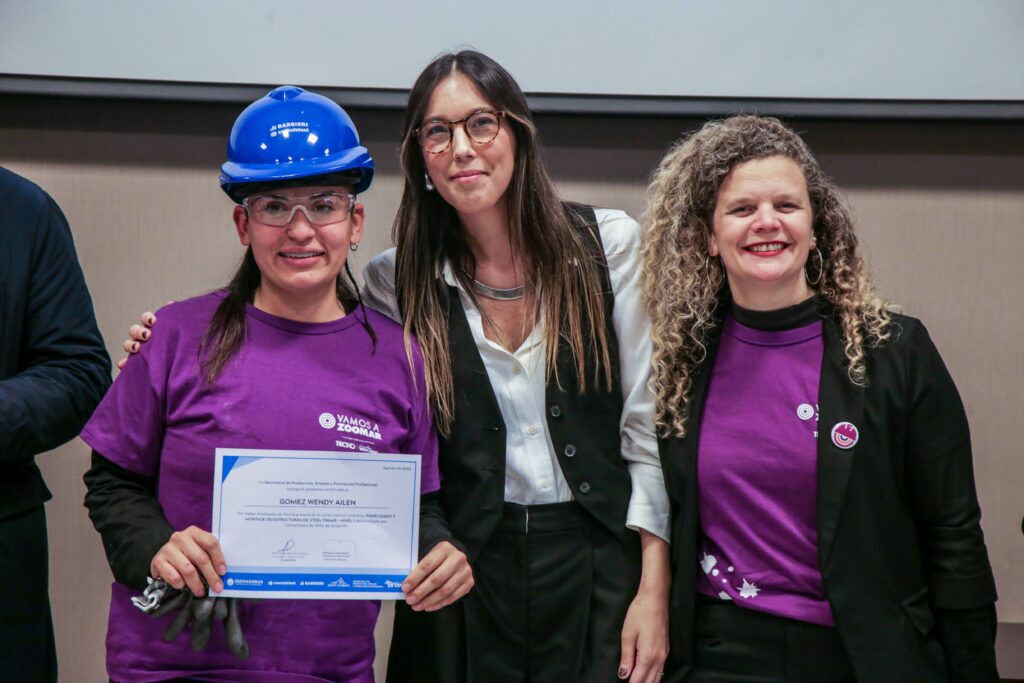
[424,173,435,191]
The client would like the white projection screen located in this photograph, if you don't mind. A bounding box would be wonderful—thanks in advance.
[1,0,1022,118]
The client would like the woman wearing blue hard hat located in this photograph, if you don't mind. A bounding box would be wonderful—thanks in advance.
[83,86,465,683]
[363,51,671,683]
[120,58,668,681]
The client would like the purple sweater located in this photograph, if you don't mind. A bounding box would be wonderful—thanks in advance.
[696,301,834,626]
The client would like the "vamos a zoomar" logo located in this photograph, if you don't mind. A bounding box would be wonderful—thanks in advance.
[318,412,382,441]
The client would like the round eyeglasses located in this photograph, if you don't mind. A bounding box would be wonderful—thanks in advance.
[414,110,506,155]
[243,192,355,227]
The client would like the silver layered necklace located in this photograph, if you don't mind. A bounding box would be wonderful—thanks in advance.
[461,267,527,301]
[469,278,526,301]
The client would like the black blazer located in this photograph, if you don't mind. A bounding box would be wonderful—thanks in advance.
[0,167,110,520]
[661,308,998,683]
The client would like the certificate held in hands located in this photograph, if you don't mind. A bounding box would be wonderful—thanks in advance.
[211,448,421,600]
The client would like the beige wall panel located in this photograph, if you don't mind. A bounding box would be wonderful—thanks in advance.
[3,99,1022,679]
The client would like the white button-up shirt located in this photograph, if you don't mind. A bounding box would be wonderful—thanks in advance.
[362,208,669,540]
[452,283,571,505]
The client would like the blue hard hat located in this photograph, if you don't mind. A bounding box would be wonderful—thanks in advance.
[220,86,374,202]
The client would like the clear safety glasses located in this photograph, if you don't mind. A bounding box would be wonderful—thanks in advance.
[243,192,356,227]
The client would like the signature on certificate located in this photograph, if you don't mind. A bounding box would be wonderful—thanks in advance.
[271,539,308,562]
[322,539,358,562]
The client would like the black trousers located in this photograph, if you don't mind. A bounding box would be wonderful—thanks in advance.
[0,505,57,683]
[685,595,855,683]
[388,502,640,683]
[464,502,639,683]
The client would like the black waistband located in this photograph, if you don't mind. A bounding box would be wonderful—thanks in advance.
[498,501,588,534]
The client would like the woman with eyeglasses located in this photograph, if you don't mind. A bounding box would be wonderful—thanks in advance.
[82,87,450,683]
[642,115,998,682]
[362,50,670,683]
[120,53,670,682]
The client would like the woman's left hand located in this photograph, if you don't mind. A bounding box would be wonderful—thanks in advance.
[618,530,670,683]
[402,540,474,612]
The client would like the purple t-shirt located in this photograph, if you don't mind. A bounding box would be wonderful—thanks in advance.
[696,315,834,626]
[81,292,440,683]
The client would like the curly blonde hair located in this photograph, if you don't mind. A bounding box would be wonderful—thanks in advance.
[641,115,892,437]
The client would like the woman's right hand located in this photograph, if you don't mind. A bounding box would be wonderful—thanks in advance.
[117,310,158,369]
[151,525,227,597]
[402,540,474,612]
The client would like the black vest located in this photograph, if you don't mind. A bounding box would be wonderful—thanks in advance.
[437,206,631,561]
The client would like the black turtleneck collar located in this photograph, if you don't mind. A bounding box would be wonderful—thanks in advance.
[730,296,821,332]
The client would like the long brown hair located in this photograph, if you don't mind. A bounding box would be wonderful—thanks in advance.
[393,50,612,434]
[200,181,375,383]
[641,115,892,437]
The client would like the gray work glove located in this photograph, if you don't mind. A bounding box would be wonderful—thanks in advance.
[134,577,250,659]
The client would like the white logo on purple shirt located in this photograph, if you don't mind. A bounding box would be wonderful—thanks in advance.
[318,412,382,441]
[701,552,761,601]
[739,579,761,599]
[796,403,819,438]
[796,403,816,421]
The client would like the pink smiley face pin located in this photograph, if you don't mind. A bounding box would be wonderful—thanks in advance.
[830,422,859,449]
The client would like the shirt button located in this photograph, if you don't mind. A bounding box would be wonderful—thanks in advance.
[512,366,522,375]
[549,405,562,418]
[578,481,591,494]
[564,444,576,458]
[528,425,539,436]
[541,479,550,489]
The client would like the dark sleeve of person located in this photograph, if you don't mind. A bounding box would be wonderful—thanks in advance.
[935,605,999,682]
[0,189,111,462]
[901,320,999,682]
[419,491,467,559]
[83,450,174,590]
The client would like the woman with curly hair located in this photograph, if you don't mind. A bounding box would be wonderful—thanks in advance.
[642,115,998,683]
